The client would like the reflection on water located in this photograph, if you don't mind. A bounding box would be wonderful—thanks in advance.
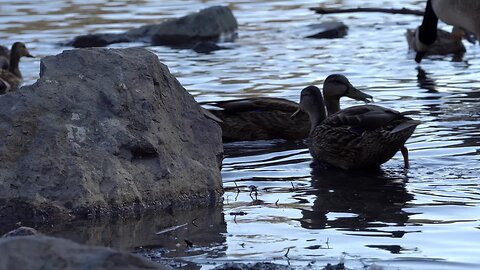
[300,166,413,233]
[1,0,480,269]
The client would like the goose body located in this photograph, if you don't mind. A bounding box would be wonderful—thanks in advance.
[293,79,420,170]
[0,42,33,94]
[204,74,372,142]
[415,0,480,62]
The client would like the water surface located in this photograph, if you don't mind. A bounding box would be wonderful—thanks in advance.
[1,0,480,269]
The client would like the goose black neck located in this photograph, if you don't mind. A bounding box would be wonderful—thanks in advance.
[418,0,438,46]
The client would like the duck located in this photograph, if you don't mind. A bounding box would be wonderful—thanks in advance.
[291,80,420,170]
[0,45,9,70]
[203,74,373,142]
[415,0,480,63]
[0,42,34,94]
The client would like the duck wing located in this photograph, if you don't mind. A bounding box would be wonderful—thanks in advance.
[201,97,299,113]
[325,105,410,130]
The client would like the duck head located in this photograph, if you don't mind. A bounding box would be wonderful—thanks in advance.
[291,85,327,133]
[323,74,373,104]
[11,42,34,59]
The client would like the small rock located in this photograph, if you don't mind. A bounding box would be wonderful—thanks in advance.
[305,22,348,39]
[192,41,226,53]
[2,227,40,238]
[70,33,132,48]
[151,6,238,47]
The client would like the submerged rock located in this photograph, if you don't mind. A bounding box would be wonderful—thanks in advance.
[0,47,223,226]
[406,28,466,56]
[0,235,169,270]
[192,41,227,53]
[304,22,348,39]
[69,6,237,49]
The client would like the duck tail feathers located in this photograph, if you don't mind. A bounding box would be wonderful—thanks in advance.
[391,120,421,133]
[400,110,420,116]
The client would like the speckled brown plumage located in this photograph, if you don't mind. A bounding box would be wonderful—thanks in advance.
[204,97,310,142]
[295,83,420,170]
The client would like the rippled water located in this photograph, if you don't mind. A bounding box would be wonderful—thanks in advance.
[1,0,480,269]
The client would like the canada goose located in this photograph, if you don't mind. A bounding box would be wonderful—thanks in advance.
[415,0,480,62]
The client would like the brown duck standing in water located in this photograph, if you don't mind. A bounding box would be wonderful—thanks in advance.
[0,42,34,94]
[291,79,420,170]
[203,74,373,142]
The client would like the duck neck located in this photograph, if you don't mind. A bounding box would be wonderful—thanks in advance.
[8,51,22,78]
[307,94,327,134]
[324,96,340,116]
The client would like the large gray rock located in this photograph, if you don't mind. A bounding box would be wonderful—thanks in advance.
[0,235,169,270]
[0,47,223,226]
[69,6,237,48]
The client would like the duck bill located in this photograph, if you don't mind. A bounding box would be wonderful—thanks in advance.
[346,86,373,103]
[290,108,301,119]
[25,53,34,58]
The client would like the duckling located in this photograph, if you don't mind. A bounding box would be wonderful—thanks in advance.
[291,81,420,170]
[0,42,34,94]
[203,74,372,142]
[415,0,480,62]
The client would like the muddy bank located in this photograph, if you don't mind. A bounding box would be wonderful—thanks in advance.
[0,47,223,227]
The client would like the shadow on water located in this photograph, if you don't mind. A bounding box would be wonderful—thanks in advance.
[299,165,414,237]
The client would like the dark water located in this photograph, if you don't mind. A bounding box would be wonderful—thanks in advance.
[1,0,480,269]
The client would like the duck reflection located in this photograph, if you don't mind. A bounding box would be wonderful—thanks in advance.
[298,165,414,238]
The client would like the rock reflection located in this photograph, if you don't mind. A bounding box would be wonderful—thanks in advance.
[36,206,227,268]
[299,165,414,237]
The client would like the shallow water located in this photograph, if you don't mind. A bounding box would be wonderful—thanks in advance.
[1,0,480,269]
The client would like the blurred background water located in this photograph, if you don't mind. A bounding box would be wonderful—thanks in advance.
[1,0,480,269]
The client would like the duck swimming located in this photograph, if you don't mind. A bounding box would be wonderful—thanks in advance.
[291,79,420,170]
[203,74,372,142]
[415,0,480,62]
[0,42,34,94]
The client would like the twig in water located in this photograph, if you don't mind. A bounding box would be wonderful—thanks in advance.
[234,181,240,193]
[185,239,193,248]
[156,223,188,235]
[290,181,295,190]
[310,7,424,16]
[275,199,279,206]
[284,247,290,258]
